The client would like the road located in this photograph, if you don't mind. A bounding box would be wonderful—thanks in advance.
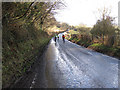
[45,34,119,88]
[13,33,119,88]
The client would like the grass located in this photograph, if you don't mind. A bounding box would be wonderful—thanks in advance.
[90,43,114,51]
[89,43,120,58]
[90,43,102,47]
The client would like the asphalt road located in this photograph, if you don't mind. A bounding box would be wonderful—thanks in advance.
[45,33,119,88]
[13,33,119,88]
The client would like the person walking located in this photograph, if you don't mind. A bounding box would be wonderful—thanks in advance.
[54,36,57,42]
[57,35,59,40]
[62,34,65,43]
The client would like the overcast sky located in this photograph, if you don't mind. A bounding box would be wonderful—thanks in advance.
[54,0,120,27]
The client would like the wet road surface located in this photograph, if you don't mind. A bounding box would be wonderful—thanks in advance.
[13,34,119,88]
[45,34,119,88]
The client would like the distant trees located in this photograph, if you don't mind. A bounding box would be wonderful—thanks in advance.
[68,7,119,47]
[56,22,70,31]
[90,8,116,46]
[60,23,70,31]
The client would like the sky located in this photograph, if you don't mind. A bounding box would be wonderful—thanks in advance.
[54,0,120,27]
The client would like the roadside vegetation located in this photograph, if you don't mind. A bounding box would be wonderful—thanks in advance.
[66,8,120,59]
[2,2,66,88]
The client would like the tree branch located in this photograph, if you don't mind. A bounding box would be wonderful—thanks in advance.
[13,2,34,20]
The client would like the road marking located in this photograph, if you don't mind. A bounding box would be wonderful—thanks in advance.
[30,73,37,89]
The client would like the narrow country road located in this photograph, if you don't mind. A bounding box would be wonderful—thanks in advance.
[45,33,119,88]
[13,33,119,88]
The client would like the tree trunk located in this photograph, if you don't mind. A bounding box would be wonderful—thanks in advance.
[103,34,104,44]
